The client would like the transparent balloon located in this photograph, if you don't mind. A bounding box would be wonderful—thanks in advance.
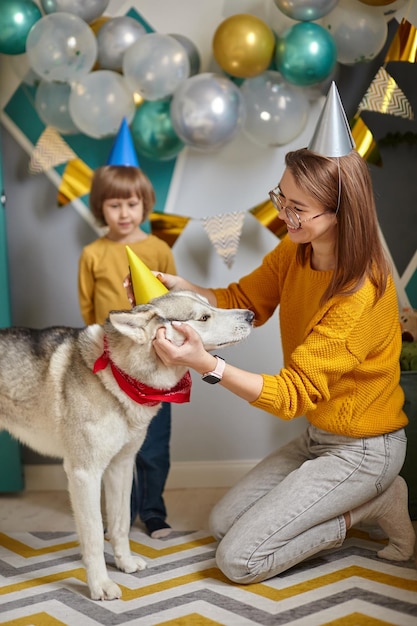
[131,99,185,161]
[240,72,309,146]
[69,70,135,138]
[123,33,190,101]
[275,22,337,86]
[35,80,79,134]
[40,0,109,24]
[170,73,246,151]
[169,34,201,77]
[0,0,42,55]
[26,13,97,83]
[322,0,388,65]
[212,14,275,79]
[274,0,339,21]
[96,16,146,72]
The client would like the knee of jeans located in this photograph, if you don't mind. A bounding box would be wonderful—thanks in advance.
[215,538,251,583]
[208,505,226,540]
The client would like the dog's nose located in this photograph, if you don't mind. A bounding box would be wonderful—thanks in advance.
[245,310,255,324]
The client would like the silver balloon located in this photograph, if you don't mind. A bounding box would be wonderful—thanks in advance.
[35,80,79,134]
[169,33,201,76]
[240,71,309,147]
[40,0,109,24]
[69,70,135,138]
[170,73,246,151]
[123,33,190,101]
[96,17,146,71]
[274,0,339,21]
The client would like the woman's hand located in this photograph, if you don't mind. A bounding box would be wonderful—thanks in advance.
[153,322,216,375]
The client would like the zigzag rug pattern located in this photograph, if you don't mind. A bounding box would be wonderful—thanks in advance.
[0,529,416,625]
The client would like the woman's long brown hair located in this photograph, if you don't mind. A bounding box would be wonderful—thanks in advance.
[285,148,390,305]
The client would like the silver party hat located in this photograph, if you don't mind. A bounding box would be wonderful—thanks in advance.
[308,82,355,157]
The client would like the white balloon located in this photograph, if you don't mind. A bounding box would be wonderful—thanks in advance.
[26,13,97,83]
[123,33,190,101]
[240,72,309,147]
[35,80,79,134]
[322,0,388,65]
[69,70,135,138]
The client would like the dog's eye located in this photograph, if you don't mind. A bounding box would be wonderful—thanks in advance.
[199,314,210,322]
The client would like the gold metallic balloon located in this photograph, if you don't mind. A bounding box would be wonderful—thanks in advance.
[213,14,275,79]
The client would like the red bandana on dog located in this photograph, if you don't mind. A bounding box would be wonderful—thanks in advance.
[93,337,191,406]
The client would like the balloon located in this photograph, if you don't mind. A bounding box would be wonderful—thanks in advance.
[123,33,190,101]
[267,2,299,36]
[273,0,339,21]
[40,0,109,24]
[35,80,79,134]
[26,13,97,83]
[275,22,337,86]
[358,0,397,4]
[240,71,309,146]
[130,100,184,161]
[170,73,246,151]
[323,0,388,65]
[375,0,407,21]
[9,52,41,86]
[212,14,275,78]
[69,70,135,138]
[0,0,42,55]
[169,34,201,76]
[96,16,146,72]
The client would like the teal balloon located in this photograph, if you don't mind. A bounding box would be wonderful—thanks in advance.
[275,22,336,87]
[0,0,42,55]
[130,100,184,162]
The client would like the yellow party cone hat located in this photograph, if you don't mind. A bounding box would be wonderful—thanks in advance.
[126,246,168,304]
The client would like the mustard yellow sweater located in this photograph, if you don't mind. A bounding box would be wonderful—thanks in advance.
[213,236,407,438]
[78,234,176,325]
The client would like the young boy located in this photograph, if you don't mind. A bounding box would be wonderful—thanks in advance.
[78,162,176,539]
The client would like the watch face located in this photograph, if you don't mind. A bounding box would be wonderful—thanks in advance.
[202,373,221,384]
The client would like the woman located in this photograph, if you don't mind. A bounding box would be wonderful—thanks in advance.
[132,85,416,583]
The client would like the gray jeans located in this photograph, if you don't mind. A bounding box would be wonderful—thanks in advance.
[209,424,407,583]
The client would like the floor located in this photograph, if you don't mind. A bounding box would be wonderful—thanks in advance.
[0,488,228,532]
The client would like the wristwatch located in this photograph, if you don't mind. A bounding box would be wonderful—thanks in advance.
[202,355,225,384]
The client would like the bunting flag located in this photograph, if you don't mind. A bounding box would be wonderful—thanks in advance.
[201,211,246,268]
[149,212,191,248]
[357,66,414,120]
[57,159,93,207]
[384,18,417,63]
[28,127,77,174]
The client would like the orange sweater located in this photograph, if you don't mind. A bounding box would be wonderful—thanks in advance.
[213,236,407,438]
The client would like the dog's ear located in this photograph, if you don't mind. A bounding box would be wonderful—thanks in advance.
[107,308,159,343]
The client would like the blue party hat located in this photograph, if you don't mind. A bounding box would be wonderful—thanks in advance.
[106,117,140,167]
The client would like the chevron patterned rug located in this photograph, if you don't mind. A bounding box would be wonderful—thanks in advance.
[0,528,416,626]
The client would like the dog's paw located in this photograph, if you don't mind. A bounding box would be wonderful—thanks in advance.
[90,578,122,601]
[115,555,147,573]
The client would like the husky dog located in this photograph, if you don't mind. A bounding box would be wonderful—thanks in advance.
[0,291,254,600]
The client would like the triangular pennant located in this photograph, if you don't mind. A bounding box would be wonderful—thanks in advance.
[29,127,77,174]
[57,159,94,206]
[150,212,191,248]
[201,212,246,268]
[350,115,382,167]
[250,199,287,239]
[384,19,417,64]
[358,67,414,120]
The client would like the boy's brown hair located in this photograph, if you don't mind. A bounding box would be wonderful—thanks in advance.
[89,166,156,227]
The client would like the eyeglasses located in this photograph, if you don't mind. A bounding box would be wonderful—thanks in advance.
[269,185,332,230]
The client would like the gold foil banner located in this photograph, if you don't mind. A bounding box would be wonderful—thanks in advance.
[351,115,382,167]
[29,127,77,174]
[149,212,190,248]
[201,211,246,268]
[384,19,417,64]
[358,66,413,120]
[250,199,287,239]
[57,159,93,206]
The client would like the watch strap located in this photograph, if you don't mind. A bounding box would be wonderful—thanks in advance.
[202,355,225,384]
